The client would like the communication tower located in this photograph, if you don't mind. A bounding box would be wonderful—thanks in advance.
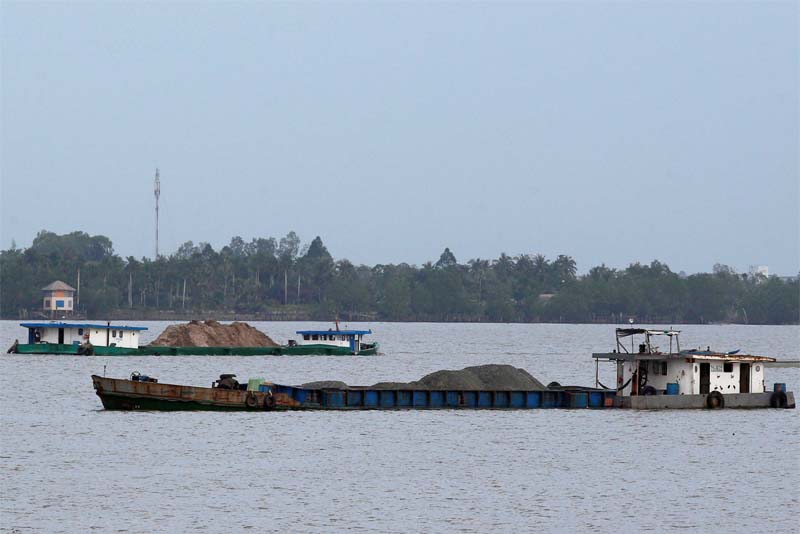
[154,168,161,258]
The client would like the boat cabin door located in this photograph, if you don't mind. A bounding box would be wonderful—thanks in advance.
[699,363,710,394]
[58,328,65,344]
[739,363,750,393]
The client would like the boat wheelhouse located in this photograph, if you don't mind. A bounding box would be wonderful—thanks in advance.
[11,322,148,355]
[592,328,790,409]
[291,329,378,355]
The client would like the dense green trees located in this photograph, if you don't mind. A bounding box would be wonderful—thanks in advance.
[1,230,797,324]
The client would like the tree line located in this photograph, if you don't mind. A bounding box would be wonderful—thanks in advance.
[1,230,797,324]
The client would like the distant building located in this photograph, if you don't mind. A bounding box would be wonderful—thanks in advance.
[42,280,75,315]
[748,265,769,278]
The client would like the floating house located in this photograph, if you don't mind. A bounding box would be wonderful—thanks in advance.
[17,322,148,354]
[42,280,75,315]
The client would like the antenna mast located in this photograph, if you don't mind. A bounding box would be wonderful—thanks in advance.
[154,168,161,258]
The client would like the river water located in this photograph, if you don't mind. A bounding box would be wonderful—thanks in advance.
[1,321,798,533]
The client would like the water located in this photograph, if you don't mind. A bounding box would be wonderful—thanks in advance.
[1,321,798,533]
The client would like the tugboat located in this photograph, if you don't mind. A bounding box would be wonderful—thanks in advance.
[591,328,794,409]
[289,328,378,355]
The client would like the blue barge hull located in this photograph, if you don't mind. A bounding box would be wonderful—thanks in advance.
[91,375,616,411]
[266,384,611,410]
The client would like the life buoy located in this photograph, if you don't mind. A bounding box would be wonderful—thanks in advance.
[706,391,724,409]
[245,392,258,408]
[770,391,788,409]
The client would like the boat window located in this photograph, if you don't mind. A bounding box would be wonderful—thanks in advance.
[303,334,309,340]
[661,362,668,375]
[724,362,733,373]
[78,328,83,335]
[312,334,319,341]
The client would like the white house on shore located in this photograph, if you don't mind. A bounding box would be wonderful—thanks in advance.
[42,280,75,315]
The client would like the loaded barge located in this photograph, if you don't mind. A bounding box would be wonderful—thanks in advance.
[8,322,378,356]
[92,329,794,411]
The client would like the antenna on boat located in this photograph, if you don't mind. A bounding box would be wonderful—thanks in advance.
[154,168,161,258]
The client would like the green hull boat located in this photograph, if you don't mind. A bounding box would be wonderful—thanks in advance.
[10,322,379,356]
[9,342,379,356]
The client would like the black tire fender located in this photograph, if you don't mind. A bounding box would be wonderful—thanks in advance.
[245,392,258,408]
[642,385,657,396]
[770,391,788,409]
[706,391,724,409]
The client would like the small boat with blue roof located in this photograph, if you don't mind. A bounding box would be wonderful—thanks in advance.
[290,328,378,355]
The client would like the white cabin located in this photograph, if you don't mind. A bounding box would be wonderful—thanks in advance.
[21,322,148,349]
[293,329,372,352]
[593,329,774,396]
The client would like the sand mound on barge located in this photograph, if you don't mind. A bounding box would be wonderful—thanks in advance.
[303,364,546,391]
[150,320,278,347]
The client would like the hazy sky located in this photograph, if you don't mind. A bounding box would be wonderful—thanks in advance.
[2,2,798,275]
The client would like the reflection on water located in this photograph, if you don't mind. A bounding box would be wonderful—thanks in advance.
[1,321,798,532]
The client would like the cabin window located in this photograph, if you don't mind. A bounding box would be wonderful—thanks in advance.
[44,299,50,307]
[312,334,319,341]
[661,362,668,375]
[724,362,733,373]
[78,328,83,335]
[303,334,310,341]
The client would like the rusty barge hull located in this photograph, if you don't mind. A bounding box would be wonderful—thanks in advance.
[91,376,794,411]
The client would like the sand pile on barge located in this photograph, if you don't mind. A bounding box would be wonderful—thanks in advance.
[150,320,278,347]
[303,364,546,391]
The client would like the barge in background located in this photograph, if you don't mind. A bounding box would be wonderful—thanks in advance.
[8,322,378,356]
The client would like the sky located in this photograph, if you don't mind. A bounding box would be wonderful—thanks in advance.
[1,1,798,275]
